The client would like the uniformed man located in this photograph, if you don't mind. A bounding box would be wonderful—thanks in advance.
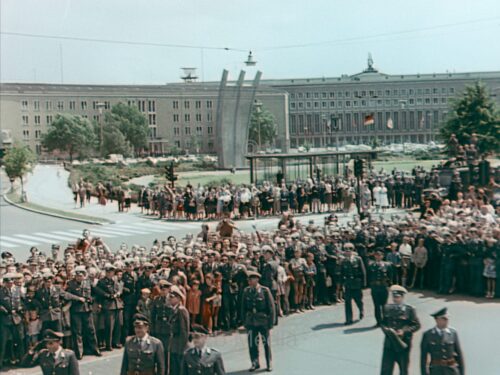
[259,247,279,325]
[122,259,138,342]
[94,264,124,351]
[181,327,225,375]
[151,279,173,373]
[22,329,80,375]
[66,266,101,359]
[218,252,240,330]
[368,249,392,326]
[420,308,464,375]
[241,271,275,372]
[120,314,165,375]
[0,273,25,370]
[380,285,421,375]
[168,285,190,375]
[340,243,366,325]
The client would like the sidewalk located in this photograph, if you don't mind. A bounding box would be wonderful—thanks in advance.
[24,164,143,223]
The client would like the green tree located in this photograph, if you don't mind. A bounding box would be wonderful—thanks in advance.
[42,114,96,161]
[101,125,133,157]
[248,105,277,149]
[440,82,500,154]
[3,142,36,200]
[104,103,149,154]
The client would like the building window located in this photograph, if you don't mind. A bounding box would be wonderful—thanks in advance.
[385,90,390,96]
[35,130,41,139]
[174,127,180,136]
[441,97,447,104]
[173,114,179,122]
[34,115,41,125]
[409,99,415,105]
[330,101,335,108]
[361,100,367,107]
[21,100,29,110]
[322,101,327,108]
[425,98,431,104]
[184,114,190,122]
[148,100,156,112]
[313,92,319,99]
[148,114,156,125]
[57,101,64,110]
[36,144,42,154]
[46,101,53,111]
[207,113,212,122]
[196,113,202,122]
[137,100,145,112]
[33,101,40,111]
[184,101,190,109]
[196,127,203,135]
[298,102,303,109]
[69,101,76,110]
[206,100,213,108]
[93,115,99,122]
[298,93,303,99]
[22,115,29,125]
[432,88,438,94]
[433,98,439,104]
[81,101,87,110]
[149,127,157,139]
[329,92,335,98]
[306,102,311,108]
[417,88,423,95]
[173,101,179,109]
[195,100,201,109]
[127,100,135,107]
[291,93,296,99]
[207,127,213,134]
[425,88,431,94]
[185,127,191,135]
[23,130,29,140]
[290,115,297,134]
[417,98,423,105]
[409,89,414,95]
[290,102,296,109]
[314,102,319,108]
[449,88,455,94]
[441,88,447,94]
[306,93,311,99]
[46,115,53,125]
[322,92,327,99]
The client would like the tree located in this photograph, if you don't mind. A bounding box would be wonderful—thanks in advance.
[101,125,133,157]
[42,114,96,161]
[440,82,500,154]
[3,142,36,200]
[248,105,278,149]
[104,103,149,154]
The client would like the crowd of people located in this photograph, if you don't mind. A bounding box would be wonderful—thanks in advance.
[0,171,498,372]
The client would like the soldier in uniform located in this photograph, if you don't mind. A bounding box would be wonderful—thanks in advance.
[259,247,279,325]
[120,314,165,375]
[22,329,80,375]
[94,264,124,351]
[368,249,393,326]
[241,271,275,372]
[151,279,173,373]
[340,243,366,325]
[380,285,421,375]
[122,259,138,342]
[218,252,240,330]
[168,285,190,375]
[0,273,25,370]
[66,266,101,359]
[420,308,465,375]
[181,327,225,375]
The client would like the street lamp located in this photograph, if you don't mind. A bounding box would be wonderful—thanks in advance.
[96,102,105,155]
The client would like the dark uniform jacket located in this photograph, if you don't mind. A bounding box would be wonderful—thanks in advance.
[122,271,137,306]
[0,285,24,326]
[151,296,174,336]
[35,286,81,322]
[170,304,190,354]
[95,277,124,310]
[181,346,225,375]
[381,303,421,347]
[241,285,275,329]
[368,261,392,287]
[66,279,94,313]
[340,256,366,289]
[120,334,165,375]
[23,348,80,375]
[259,260,279,291]
[420,327,464,375]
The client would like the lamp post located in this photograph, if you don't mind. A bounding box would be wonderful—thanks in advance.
[96,102,105,156]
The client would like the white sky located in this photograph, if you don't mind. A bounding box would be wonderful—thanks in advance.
[1,0,500,84]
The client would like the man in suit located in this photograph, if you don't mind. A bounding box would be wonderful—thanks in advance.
[120,314,165,375]
[420,308,465,375]
[380,285,421,375]
[340,243,366,325]
[181,327,225,375]
[66,266,101,359]
[22,329,80,375]
[241,271,275,372]
[168,285,190,375]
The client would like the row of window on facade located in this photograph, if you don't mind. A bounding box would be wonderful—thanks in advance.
[289,111,443,135]
[170,140,214,150]
[172,127,214,136]
[22,129,42,140]
[21,100,116,112]
[172,113,213,123]
[289,87,456,100]
[172,100,213,110]
[289,134,432,148]
[290,97,448,110]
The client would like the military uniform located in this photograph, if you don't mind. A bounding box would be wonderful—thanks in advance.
[169,297,190,375]
[368,259,392,325]
[151,294,174,372]
[181,347,225,375]
[218,261,240,330]
[122,270,138,340]
[420,327,464,375]
[120,334,165,375]
[241,274,275,371]
[66,277,100,358]
[380,296,421,375]
[0,279,25,369]
[340,254,366,324]
[35,284,82,332]
[95,275,124,350]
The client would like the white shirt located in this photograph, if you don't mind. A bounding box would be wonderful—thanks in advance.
[399,243,412,257]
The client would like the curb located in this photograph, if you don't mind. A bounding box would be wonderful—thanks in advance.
[2,193,112,225]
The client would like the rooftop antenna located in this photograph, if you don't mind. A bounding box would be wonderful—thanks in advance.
[181,67,198,83]
[245,51,257,66]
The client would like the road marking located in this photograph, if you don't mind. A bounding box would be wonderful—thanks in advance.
[138,221,200,230]
[15,234,56,244]
[64,229,117,238]
[34,232,78,241]
[1,235,39,246]
[0,239,19,248]
[91,227,147,236]
[115,224,165,233]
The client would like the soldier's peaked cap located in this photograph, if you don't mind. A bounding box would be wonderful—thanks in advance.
[431,307,449,318]
[133,313,150,326]
[390,285,407,296]
[42,329,64,341]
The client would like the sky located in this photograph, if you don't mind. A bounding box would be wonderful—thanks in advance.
[1,0,500,84]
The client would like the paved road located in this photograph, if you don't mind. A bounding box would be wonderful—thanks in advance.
[5,290,500,375]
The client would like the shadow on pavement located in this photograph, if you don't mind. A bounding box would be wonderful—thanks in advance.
[311,322,345,331]
[343,325,379,334]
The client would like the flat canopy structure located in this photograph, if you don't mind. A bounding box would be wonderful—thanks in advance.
[246,150,378,184]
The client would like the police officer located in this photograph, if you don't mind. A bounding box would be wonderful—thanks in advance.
[23,329,80,375]
[66,266,101,359]
[340,243,366,325]
[368,249,392,326]
[151,279,173,373]
[95,264,124,351]
[120,314,165,375]
[0,273,25,370]
[241,271,275,372]
[420,308,465,375]
[181,327,226,375]
[168,285,190,375]
[380,285,421,375]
